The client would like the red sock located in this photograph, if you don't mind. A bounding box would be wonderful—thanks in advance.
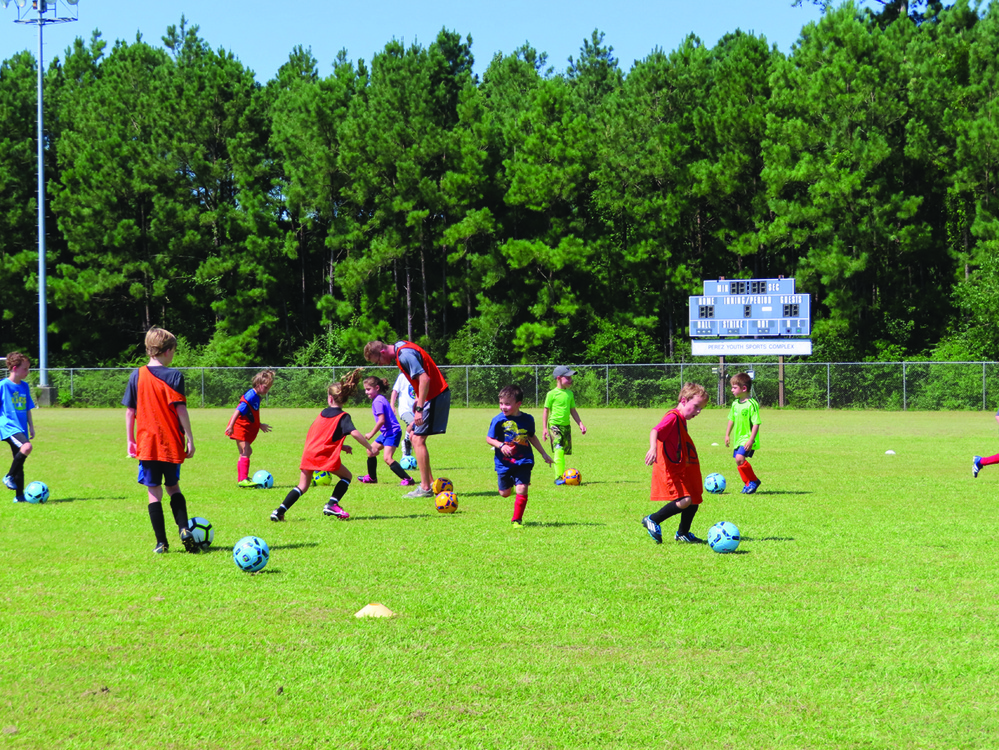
[238,456,250,482]
[512,494,528,523]
[737,462,753,485]
[982,454,999,467]
[743,461,759,483]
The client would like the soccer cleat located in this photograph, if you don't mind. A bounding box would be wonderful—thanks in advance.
[555,478,566,486]
[740,484,749,494]
[12,495,27,503]
[179,527,199,553]
[399,478,416,487]
[675,531,704,544]
[745,480,761,494]
[270,508,285,522]
[154,542,169,554]
[973,456,983,479]
[511,520,523,528]
[2,475,16,490]
[641,515,663,544]
[357,475,376,484]
[404,487,434,499]
[323,502,350,520]
[238,478,258,488]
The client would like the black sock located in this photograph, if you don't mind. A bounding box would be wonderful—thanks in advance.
[148,503,168,546]
[650,501,683,525]
[367,456,377,481]
[169,492,189,530]
[9,452,27,489]
[281,487,303,512]
[677,505,699,535]
[389,461,410,480]
[404,438,412,455]
[331,478,350,502]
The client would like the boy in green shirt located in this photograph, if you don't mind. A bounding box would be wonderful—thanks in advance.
[542,366,587,485]
[724,372,762,494]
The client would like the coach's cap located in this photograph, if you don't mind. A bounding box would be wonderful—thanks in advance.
[553,365,576,379]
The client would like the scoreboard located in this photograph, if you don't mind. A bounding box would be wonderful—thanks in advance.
[688,278,810,338]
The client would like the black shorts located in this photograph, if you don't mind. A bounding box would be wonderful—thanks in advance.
[413,389,450,436]
[5,433,28,454]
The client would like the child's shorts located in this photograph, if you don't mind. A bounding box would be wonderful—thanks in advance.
[378,431,401,448]
[138,460,181,488]
[548,424,572,454]
[497,465,533,491]
[733,447,755,459]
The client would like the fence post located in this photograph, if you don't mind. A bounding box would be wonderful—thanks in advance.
[827,364,830,409]
[902,363,907,411]
[201,368,205,408]
[984,363,987,411]
[70,368,74,398]
[466,366,469,408]
[606,364,610,406]
[535,366,539,408]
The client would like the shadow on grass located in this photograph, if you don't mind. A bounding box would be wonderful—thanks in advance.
[46,495,129,504]
[748,490,812,496]
[739,536,795,542]
[267,542,321,551]
[352,514,428,522]
[523,521,606,528]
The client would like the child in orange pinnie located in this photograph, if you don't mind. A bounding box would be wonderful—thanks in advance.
[225,369,275,487]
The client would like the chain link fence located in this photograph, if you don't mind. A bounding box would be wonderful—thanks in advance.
[33,362,999,410]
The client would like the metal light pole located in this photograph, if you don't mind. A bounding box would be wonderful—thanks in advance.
[4,0,77,403]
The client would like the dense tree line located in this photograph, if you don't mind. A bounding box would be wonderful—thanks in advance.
[1,1,998,367]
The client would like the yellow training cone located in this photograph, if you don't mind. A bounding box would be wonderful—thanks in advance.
[354,603,396,619]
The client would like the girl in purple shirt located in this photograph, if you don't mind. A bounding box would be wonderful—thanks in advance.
[359,377,416,486]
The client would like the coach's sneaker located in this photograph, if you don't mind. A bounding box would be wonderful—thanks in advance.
[745,480,761,495]
[357,475,376,484]
[153,542,169,554]
[675,531,704,544]
[270,508,285,522]
[404,487,434,499]
[238,478,257,488]
[399,478,416,487]
[641,515,663,544]
[179,527,199,553]
[323,502,350,520]
[3,475,16,490]
[973,456,983,479]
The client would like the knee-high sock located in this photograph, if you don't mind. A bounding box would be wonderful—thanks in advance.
[554,448,566,478]
[331,478,350,502]
[737,461,759,485]
[389,461,411,480]
[981,454,999,466]
[650,501,683,525]
[677,505,699,535]
[367,456,378,481]
[238,456,251,482]
[279,487,302,513]
[148,502,168,546]
[8,451,27,490]
[512,494,528,523]
[169,492,189,530]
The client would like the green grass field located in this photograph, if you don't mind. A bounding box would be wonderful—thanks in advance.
[3,406,999,749]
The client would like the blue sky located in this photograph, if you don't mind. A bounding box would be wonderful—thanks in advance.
[1,0,826,81]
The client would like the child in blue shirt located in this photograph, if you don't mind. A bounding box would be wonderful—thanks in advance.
[358,376,416,486]
[1,352,36,503]
[486,384,553,526]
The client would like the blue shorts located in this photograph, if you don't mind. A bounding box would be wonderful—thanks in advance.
[733,447,755,459]
[138,460,181,488]
[497,465,533,491]
[377,431,401,448]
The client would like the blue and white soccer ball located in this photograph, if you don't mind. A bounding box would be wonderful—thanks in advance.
[704,473,726,494]
[252,470,274,489]
[233,535,270,572]
[400,455,417,471]
[708,521,741,553]
[24,481,48,504]
[187,516,214,551]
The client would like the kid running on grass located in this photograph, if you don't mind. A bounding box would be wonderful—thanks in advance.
[224,369,275,487]
[358,375,416,486]
[724,372,763,494]
[641,382,709,544]
[1,352,36,504]
[972,407,999,478]
[270,369,376,522]
[486,384,553,526]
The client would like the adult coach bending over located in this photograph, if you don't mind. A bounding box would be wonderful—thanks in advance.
[364,340,450,498]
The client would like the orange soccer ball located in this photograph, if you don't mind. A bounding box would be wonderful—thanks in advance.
[435,491,458,514]
[562,468,582,486]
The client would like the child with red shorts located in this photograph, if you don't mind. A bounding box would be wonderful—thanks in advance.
[269,369,376,522]
[225,370,275,487]
[640,383,710,544]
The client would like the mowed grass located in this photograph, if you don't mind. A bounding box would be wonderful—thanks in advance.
[2,406,999,749]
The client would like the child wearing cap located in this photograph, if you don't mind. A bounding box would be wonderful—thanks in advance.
[542,365,587,485]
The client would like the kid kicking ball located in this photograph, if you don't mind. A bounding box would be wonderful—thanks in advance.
[233,536,270,572]
[562,468,582,486]
[435,491,458,514]
[252,470,274,489]
[705,473,726,494]
[431,477,453,494]
[24,481,48,504]
[186,517,214,551]
[708,521,741,553]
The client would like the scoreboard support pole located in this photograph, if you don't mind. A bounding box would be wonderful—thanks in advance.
[717,357,726,406]
[778,356,785,408]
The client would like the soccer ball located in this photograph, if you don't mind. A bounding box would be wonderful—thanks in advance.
[435,491,458,514]
[705,473,727,494]
[186,517,214,551]
[431,477,453,494]
[562,468,582,486]
[311,471,333,487]
[233,535,270,572]
[708,521,741,553]
[253,470,274,489]
[24,481,48,504]
[400,455,417,471]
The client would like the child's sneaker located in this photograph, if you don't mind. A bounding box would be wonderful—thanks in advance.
[238,478,257,488]
[3,475,16,490]
[399,478,416,487]
[154,542,169,554]
[740,484,749,494]
[179,527,199,553]
[511,520,524,528]
[973,456,983,479]
[270,508,285,522]
[554,478,566,486]
[641,515,663,544]
[323,502,350,520]
[357,475,376,484]
[403,487,434,499]
[745,480,761,494]
[675,531,703,544]
[12,495,27,503]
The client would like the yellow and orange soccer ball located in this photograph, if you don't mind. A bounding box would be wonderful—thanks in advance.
[562,468,582,486]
